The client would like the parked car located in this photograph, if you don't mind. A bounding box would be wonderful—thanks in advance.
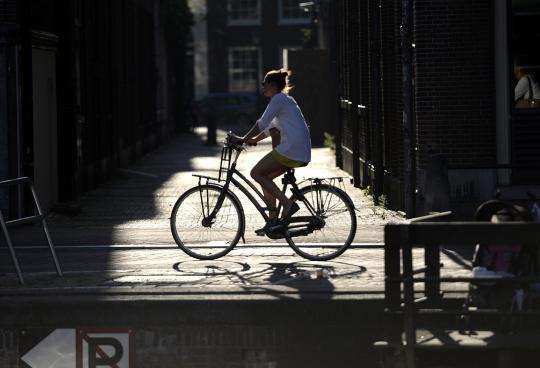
[193,92,261,126]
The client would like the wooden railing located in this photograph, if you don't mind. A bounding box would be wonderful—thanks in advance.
[379,219,540,368]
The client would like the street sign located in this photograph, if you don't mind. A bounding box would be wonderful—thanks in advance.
[20,328,133,368]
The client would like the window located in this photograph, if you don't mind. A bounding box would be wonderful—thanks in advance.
[279,0,311,25]
[228,47,260,92]
[227,0,261,26]
[511,0,540,109]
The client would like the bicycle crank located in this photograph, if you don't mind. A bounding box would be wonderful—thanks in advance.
[263,216,325,239]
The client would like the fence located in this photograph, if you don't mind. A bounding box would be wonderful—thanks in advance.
[334,0,404,209]
[378,218,540,368]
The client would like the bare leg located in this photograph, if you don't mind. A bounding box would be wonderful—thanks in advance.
[261,169,285,220]
[251,153,294,218]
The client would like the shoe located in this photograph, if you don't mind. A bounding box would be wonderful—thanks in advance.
[280,202,300,222]
[255,219,279,236]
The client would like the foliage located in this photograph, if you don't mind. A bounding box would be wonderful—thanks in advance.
[323,132,335,151]
[376,194,389,209]
[362,185,389,209]
[301,28,314,48]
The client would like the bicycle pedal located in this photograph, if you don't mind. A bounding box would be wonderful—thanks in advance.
[255,221,280,236]
[265,224,286,239]
[266,231,285,240]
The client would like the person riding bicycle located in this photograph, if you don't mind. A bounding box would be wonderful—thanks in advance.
[230,69,312,234]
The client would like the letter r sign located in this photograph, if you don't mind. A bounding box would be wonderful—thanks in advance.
[76,328,133,368]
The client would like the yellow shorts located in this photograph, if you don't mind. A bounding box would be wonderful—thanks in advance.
[271,150,307,168]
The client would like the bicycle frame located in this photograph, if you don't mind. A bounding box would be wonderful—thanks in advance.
[166,131,365,260]
[199,146,319,225]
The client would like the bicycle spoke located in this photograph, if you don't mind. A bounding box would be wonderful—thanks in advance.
[286,185,356,261]
[171,185,243,259]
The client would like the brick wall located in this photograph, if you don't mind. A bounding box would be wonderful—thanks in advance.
[414,0,496,168]
[0,299,387,368]
[336,0,497,213]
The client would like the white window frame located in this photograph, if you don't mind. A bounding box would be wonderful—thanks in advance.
[227,0,261,26]
[278,0,311,25]
[279,46,302,69]
[228,46,262,92]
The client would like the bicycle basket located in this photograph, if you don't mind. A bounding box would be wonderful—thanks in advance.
[218,146,233,181]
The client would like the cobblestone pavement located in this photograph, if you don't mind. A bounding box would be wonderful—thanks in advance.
[1,124,477,299]
[35,123,404,246]
[0,245,472,299]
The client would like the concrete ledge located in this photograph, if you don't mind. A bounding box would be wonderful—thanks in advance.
[0,298,388,367]
[0,297,385,327]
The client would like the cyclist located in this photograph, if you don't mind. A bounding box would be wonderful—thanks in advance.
[230,69,312,234]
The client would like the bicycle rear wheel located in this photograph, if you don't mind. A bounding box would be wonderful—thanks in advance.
[286,184,356,261]
[170,184,244,260]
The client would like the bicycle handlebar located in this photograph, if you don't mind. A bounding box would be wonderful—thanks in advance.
[224,131,246,151]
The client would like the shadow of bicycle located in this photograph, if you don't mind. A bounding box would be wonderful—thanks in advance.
[172,259,367,300]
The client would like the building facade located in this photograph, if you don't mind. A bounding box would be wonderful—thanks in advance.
[334,0,540,217]
[0,0,192,217]
[205,0,314,94]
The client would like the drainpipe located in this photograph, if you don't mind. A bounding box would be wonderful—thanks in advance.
[494,0,510,185]
[401,0,416,218]
[332,2,342,168]
[371,0,383,201]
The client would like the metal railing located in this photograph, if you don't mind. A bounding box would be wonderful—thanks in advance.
[0,177,62,284]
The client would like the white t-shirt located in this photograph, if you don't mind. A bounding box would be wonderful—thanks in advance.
[515,75,540,101]
[257,93,311,163]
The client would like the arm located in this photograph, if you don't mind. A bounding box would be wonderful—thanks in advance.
[231,96,282,145]
[240,124,275,146]
[515,76,529,102]
[269,127,280,148]
[257,95,282,131]
[242,121,262,142]
[228,121,262,146]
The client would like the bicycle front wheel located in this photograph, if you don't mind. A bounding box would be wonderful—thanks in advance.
[170,184,244,260]
[286,184,356,261]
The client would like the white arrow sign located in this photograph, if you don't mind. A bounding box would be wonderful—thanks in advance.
[21,329,76,368]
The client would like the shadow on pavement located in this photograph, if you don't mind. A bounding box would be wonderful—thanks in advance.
[172,259,367,300]
[5,124,237,248]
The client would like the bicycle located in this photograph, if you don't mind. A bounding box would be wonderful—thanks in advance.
[170,132,357,261]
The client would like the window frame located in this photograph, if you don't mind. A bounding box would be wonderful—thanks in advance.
[508,0,540,114]
[228,46,262,92]
[227,0,262,26]
[279,46,302,68]
[278,0,312,25]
